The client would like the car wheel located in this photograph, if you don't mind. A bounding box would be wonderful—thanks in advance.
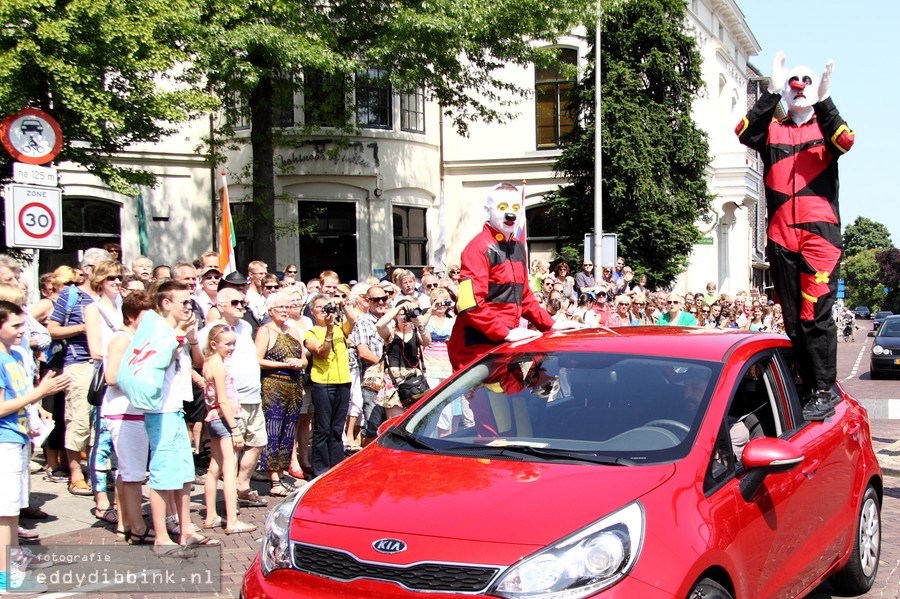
[688,577,732,599]
[830,485,881,594]
[870,368,882,380]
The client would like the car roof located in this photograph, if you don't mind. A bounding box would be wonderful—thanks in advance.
[489,326,791,363]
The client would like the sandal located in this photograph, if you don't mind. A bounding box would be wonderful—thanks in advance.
[115,528,131,543]
[202,516,224,529]
[43,469,69,483]
[237,489,268,508]
[185,534,221,547]
[92,507,119,525]
[68,480,93,497]
[151,544,196,559]
[128,529,156,546]
[224,521,257,535]
[269,482,296,497]
[165,514,180,536]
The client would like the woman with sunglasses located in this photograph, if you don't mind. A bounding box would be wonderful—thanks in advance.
[375,297,433,420]
[83,260,125,526]
[256,292,307,496]
[629,293,654,325]
[608,296,633,327]
[551,262,575,301]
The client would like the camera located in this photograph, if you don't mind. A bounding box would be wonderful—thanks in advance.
[439,300,453,308]
[323,303,339,314]
[403,306,424,320]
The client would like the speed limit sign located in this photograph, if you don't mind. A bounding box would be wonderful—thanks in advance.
[5,184,62,249]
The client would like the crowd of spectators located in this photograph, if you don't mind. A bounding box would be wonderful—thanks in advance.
[0,247,794,587]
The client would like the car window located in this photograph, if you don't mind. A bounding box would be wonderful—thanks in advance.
[704,355,785,492]
[396,351,723,465]
[878,319,900,336]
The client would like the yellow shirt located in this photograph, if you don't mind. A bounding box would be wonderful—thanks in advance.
[304,327,351,385]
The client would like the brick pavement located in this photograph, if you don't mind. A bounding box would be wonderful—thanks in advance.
[15,419,900,598]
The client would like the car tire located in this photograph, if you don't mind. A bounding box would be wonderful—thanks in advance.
[830,485,881,595]
[688,577,732,599]
[870,368,882,380]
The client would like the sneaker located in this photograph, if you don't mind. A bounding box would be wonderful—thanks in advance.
[6,552,49,593]
[803,390,836,421]
[16,526,39,541]
[17,547,53,570]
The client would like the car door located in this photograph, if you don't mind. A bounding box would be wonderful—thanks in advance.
[716,354,825,599]
[772,349,861,587]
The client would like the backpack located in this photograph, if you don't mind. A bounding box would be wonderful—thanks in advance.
[115,311,179,411]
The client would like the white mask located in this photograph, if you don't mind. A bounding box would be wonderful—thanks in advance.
[485,183,522,237]
[783,65,818,125]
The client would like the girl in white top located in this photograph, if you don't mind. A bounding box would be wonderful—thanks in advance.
[201,324,256,535]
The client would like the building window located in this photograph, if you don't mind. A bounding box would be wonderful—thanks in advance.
[356,68,392,129]
[400,88,425,133]
[535,48,577,149]
[228,93,250,130]
[273,76,295,128]
[393,206,427,268]
[304,68,349,128]
[35,198,121,272]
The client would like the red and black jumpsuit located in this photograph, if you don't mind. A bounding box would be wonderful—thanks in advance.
[448,223,554,371]
[736,91,855,390]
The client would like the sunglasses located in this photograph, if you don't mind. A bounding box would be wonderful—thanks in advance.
[367,296,389,303]
[667,300,681,305]
[336,293,347,299]
[425,283,439,289]
[105,274,123,282]
[211,325,234,339]
[633,302,646,307]
[264,285,280,290]
[227,299,248,308]
[285,270,297,274]
[204,274,221,281]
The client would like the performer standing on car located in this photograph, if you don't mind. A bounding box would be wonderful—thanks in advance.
[736,52,854,420]
[448,183,579,371]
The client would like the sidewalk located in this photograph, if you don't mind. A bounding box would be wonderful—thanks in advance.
[19,464,293,599]
[16,418,900,598]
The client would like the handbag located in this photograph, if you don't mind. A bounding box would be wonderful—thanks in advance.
[87,361,107,406]
[385,335,430,408]
[47,287,80,373]
[86,304,117,407]
[361,358,385,392]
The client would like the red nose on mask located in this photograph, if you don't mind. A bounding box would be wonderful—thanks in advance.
[789,79,806,91]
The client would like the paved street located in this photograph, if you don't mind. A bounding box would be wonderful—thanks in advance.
[14,330,900,598]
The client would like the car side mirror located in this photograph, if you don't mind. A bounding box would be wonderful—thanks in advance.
[868,330,876,337]
[739,437,804,501]
[377,416,404,437]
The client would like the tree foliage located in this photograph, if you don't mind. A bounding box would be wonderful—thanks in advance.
[843,249,885,311]
[0,0,215,193]
[544,0,712,287]
[876,247,900,312]
[192,0,593,265]
[842,216,893,258]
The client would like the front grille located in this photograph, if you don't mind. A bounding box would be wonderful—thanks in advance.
[292,542,500,593]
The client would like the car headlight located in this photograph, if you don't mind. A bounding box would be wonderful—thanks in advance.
[873,345,891,356]
[491,502,644,598]
[260,481,311,576]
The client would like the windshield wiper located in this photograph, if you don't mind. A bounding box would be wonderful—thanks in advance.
[386,428,437,451]
[442,443,634,466]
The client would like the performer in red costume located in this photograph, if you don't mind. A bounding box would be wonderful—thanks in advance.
[736,52,855,420]
[448,183,579,372]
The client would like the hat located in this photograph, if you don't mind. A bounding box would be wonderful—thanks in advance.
[218,271,249,289]
[197,266,220,279]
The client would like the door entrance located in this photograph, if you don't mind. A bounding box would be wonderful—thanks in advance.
[298,201,358,284]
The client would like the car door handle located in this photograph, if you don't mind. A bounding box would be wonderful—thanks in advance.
[801,459,821,478]
[845,423,860,439]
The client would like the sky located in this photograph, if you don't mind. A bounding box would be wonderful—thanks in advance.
[737,0,899,247]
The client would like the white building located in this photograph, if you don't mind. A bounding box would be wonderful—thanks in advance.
[6,0,766,295]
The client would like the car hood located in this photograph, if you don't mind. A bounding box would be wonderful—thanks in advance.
[874,336,900,349]
[293,446,675,546]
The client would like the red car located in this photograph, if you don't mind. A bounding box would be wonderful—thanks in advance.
[243,327,882,599]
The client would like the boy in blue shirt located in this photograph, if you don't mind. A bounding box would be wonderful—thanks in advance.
[0,301,69,592]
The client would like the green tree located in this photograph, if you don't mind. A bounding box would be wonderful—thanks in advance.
[876,247,900,312]
[544,0,712,287]
[843,249,885,311]
[193,0,593,265]
[0,0,214,193]
[842,216,893,258]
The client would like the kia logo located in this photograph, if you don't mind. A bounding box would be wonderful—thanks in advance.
[372,538,407,554]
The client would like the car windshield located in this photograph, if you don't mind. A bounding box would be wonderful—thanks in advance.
[392,351,722,465]
[878,319,900,337]
[876,311,893,319]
